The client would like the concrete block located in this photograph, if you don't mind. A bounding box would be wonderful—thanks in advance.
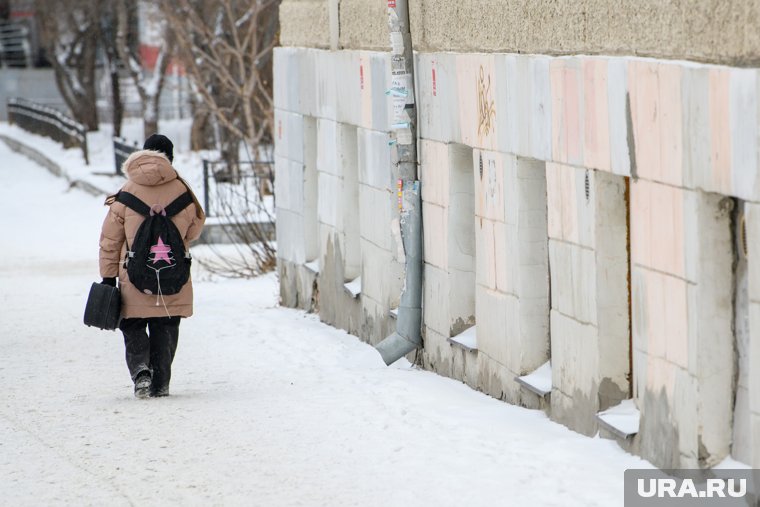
[456,53,498,150]
[545,163,563,241]
[358,127,392,191]
[449,143,475,191]
[545,162,579,244]
[420,139,450,207]
[275,208,306,264]
[629,60,685,187]
[750,302,760,414]
[550,240,597,325]
[473,149,505,222]
[630,179,687,280]
[549,240,573,315]
[583,57,612,173]
[335,50,363,126]
[475,216,497,290]
[550,58,584,166]
[630,266,649,356]
[628,60,661,183]
[314,49,337,120]
[368,51,391,132]
[317,172,342,229]
[449,268,477,335]
[416,52,460,143]
[607,58,631,177]
[515,55,532,157]
[337,123,359,182]
[681,65,711,191]
[448,190,476,273]
[274,109,304,164]
[752,414,760,467]
[657,63,684,187]
[747,203,760,304]
[498,55,518,154]
[274,155,291,212]
[516,294,550,375]
[493,221,508,292]
[361,238,395,305]
[273,47,300,113]
[298,49,318,117]
[530,55,553,161]
[316,119,339,176]
[288,159,305,215]
[424,263,450,336]
[663,274,689,370]
[708,68,733,195]
[503,223,519,295]
[423,201,448,270]
[476,285,509,366]
[574,168,595,250]
[359,183,392,251]
[503,154,519,226]
[550,309,598,399]
[730,68,759,201]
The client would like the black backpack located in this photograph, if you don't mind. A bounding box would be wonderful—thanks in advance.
[116,191,194,297]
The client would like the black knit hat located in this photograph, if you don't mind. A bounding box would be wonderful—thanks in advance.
[143,134,174,162]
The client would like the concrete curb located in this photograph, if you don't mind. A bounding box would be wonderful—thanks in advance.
[0,133,106,198]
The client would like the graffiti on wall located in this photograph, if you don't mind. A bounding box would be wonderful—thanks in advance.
[477,65,496,137]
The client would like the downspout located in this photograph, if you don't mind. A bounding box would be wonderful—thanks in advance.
[375,0,422,365]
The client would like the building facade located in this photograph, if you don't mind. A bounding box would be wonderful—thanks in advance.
[274,0,760,469]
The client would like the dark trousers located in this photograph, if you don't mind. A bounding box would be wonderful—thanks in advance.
[119,316,180,394]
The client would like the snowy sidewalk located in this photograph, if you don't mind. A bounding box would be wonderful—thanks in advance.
[0,139,653,506]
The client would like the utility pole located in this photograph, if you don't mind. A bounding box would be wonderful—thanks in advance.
[375,0,423,365]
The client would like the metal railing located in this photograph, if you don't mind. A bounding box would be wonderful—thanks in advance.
[7,97,89,164]
[202,159,274,218]
[0,22,32,68]
[113,136,139,175]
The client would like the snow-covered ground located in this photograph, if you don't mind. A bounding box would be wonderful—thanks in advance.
[0,135,657,506]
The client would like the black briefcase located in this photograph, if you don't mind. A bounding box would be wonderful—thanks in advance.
[83,282,121,331]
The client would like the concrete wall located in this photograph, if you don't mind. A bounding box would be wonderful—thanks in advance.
[280,0,760,67]
[274,43,760,469]
[547,165,630,437]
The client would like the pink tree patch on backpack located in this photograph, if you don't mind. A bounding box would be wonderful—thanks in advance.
[149,237,174,265]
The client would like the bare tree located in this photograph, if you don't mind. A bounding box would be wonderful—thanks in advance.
[159,0,280,278]
[114,0,172,137]
[159,0,279,154]
[99,5,126,137]
[34,0,101,131]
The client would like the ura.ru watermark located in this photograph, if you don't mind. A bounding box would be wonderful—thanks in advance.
[624,469,759,506]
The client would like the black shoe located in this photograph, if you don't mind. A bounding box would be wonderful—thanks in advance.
[151,385,169,397]
[134,373,152,399]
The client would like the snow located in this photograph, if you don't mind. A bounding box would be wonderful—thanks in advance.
[344,276,362,298]
[448,325,477,351]
[304,259,320,273]
[0,136,659,506]
[597,399,640,438]
[516,361,552,396]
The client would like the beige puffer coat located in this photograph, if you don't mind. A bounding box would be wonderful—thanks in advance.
[99,150,205,318]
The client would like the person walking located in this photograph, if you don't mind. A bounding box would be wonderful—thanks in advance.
[99,134,205,398]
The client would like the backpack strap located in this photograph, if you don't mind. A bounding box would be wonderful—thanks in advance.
[164,192,194,217]
[115,191,151,216]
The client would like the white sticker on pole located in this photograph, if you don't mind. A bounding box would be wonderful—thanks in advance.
[390,32,404,55]
[397,129,413,145]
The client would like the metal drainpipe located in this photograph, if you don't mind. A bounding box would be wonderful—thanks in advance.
[375,0,422,365]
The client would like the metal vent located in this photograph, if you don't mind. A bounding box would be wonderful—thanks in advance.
[584,170,590,202]
[479,153,484,180]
